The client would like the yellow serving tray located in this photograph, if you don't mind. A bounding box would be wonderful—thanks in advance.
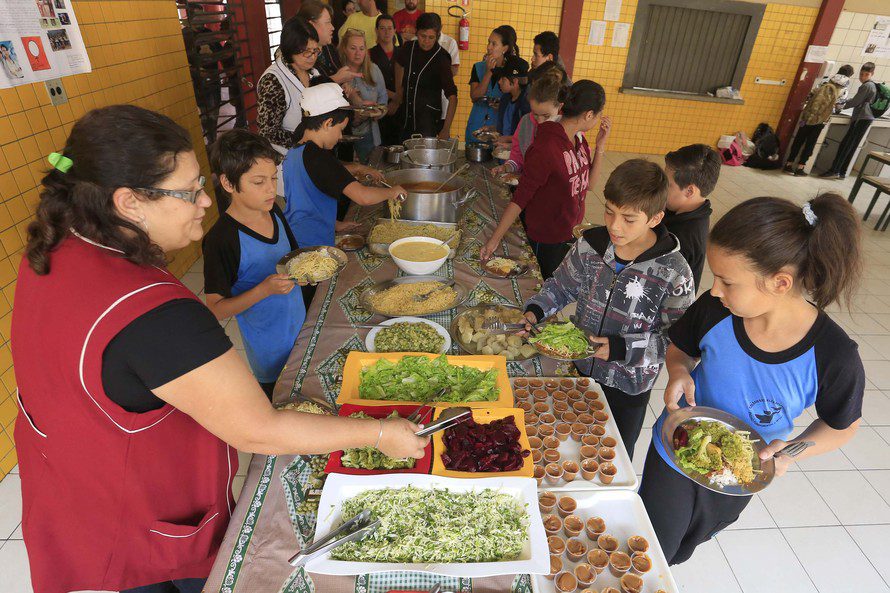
[336,351,513,408]
[431,407,534,478]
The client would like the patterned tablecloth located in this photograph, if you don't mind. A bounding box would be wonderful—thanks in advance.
[203,160,569,593]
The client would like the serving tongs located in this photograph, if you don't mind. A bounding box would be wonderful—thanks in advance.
[413,279,456,302]
[288,509,380,568]
[415,406,472,437]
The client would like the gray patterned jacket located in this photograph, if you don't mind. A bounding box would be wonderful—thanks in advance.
[525,224,694,396]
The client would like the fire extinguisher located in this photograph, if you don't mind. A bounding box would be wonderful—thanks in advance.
[449,6,470,51]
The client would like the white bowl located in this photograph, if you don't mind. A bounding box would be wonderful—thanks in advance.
[365,316,451,353]
[388,236,449,275]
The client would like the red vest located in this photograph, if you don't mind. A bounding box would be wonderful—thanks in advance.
[11,235,237,593]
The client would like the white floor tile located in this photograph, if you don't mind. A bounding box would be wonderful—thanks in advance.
[225,319,244,349]
[232,474,246,502]
[781,526,889,593]
[0,540,32,593]
[0,474,23,539]
[847,524,890,584]
[716,529,817,593]
[862,470,890,506]
[180,271,205,296]
[631,432,649,474]
[865,359,890,390]
[9,464,17,473]
[237,450,252,477]
[758,471,838,527]
[862,391,890,426]
[854,338,886,361]
[842,426,890,469]
[792,446,855,471]
[807,471,890,525]
[724,494,777,530]
[871,313,890,334]
[671,538,742,593]
[642,404,656,429]
[860,334,890,358]
[10,523,21,539]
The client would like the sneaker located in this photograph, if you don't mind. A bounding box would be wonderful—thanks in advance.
[783,164,794,174]
[838,174,846,180]
[793,168,807,177]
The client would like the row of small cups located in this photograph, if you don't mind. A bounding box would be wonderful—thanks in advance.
[513,377,594,392]
[514,387,603,407]
[519,402,609,428]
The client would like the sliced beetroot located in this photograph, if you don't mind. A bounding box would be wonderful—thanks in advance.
[442,416,530,472]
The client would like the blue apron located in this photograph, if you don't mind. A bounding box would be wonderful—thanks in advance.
[282,143,338,248]
[232,211,306,383]
[464,61,504,140]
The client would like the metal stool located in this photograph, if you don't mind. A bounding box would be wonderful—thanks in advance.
[855,176,890,231]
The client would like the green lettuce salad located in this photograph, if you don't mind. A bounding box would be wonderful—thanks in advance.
[528,322,590,358]
[331,486,526,563]
[341,411,416,470]
[358,355,499,403]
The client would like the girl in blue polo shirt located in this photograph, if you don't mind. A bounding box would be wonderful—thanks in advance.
[641,192,865,565]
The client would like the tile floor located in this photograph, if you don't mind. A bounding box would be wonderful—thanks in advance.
[1,153,890,593]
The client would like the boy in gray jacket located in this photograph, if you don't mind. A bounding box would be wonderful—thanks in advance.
[821,61,878,179]
[524,159,694,457]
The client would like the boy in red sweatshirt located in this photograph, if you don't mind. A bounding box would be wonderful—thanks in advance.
[481,80,611,278]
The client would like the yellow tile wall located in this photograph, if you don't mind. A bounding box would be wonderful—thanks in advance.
[570,0,818,154]
[0,0,217,481]
[424,0,564,139]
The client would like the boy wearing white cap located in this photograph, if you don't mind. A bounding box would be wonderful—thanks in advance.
[282,83,406,259]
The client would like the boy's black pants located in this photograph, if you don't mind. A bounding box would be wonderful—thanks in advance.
[639,442,752,564]
[598,382,651,459]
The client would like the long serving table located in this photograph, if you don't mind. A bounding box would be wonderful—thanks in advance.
[203,159,568,593]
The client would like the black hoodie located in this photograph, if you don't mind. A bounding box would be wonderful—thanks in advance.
[663,200,712,291]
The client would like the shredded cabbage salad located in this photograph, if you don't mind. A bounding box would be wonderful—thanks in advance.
[358,355,499,402]
[330,486,527,563]
[341,412,416,470]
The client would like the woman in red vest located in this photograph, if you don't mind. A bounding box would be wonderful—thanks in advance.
[11,105,428,593]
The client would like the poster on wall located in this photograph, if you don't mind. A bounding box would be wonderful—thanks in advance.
[861,16,890,59]
[0,0,90,88]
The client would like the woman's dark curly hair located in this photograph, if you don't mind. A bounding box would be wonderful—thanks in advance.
[26,104,193,275]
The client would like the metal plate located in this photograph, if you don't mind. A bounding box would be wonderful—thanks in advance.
[367,218,460,260]
[482,258,530,279]
[660,406,775,496]
[528,321,601,362]
[335,234,366,252]
[360,275,470,318]
[450,304,537,361]
[276,246,348,285]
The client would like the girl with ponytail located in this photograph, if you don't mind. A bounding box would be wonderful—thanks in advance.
[641,192,865,566]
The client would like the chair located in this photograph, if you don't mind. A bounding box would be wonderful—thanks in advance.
[851,176,890,231]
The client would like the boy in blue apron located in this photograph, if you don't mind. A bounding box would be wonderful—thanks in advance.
[203,129,306,399]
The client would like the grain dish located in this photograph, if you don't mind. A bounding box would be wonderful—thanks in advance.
[373,321,445,353]
[365,281,457,316]
[368,220,459,245]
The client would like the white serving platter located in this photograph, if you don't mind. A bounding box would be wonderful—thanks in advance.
[514,378,638,492]
[534,489,678,593]
[365,316,451,354]
[308,473,549,578]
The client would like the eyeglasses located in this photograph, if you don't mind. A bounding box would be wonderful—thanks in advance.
[300,47,323,58]
[134,176,207,204]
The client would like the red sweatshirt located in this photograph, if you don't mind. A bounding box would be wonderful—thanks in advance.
[511,121,591,243]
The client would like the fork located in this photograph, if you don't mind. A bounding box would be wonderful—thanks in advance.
[412,280,456,302]
[776,440,814,458]
[481,319,543,336]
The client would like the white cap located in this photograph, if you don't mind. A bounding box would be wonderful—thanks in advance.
[300,83,352,117]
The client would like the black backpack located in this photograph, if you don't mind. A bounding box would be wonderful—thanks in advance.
[744,123,782,170]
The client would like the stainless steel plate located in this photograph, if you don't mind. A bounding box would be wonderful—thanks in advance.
[277,246,348,285]
[450,304,537,361]
[528,321,601,362]
[360,275,470,317]
[335,234,366,252]
[367,218,460,260]
[660,406,776,496]
[482,258,530,279]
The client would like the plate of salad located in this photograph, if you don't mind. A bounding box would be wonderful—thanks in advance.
[325,404,434,476]
[528,321,600,361]
[660,406,776,495]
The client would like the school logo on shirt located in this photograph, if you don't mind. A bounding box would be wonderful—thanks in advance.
[748,398,785,427]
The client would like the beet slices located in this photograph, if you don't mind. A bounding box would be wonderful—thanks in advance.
[441,416,531,472]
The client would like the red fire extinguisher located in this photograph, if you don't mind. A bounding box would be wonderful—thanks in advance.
[449,6,470,51]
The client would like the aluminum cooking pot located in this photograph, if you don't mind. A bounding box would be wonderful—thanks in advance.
[400,148,458,172]
[403,134,458,153]
[382,145,404,164]
[384,168,477,224]
[465,142,493,163]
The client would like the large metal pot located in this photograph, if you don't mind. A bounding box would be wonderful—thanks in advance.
[382,145,404,164]
[403,135,458,152]
[385,168,476,223]
[400,148,458,172]
[465,142,493,162]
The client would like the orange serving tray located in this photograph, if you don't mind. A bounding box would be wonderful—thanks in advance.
[336,351,513,408]
[431,407,534,478]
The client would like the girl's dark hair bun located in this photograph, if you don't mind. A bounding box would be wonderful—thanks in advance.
[560,80,606,118]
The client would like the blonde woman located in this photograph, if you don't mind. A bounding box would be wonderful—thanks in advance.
[340,29,387,162]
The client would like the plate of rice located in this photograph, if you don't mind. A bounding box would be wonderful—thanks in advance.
[361,276,469,317]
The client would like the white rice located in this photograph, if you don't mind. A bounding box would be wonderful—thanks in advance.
[709,467,739,488]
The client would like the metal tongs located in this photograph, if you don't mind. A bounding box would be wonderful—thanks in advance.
[364,174,407,202]
[415,406,472,437]
[288,509,380,568]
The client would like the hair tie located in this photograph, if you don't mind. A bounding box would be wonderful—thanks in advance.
[48,152,73,173]
[802,202,818,227]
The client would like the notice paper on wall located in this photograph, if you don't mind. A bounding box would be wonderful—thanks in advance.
[588,20,606,46]
[604,0,622,21]
[804,44,828,63]
[612,22,630,48]
[861,16,890,59]
[0,0,91,88]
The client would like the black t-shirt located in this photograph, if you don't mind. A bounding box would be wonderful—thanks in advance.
[102,299,233,413]
[203,205,297,299]
[663,200,711,292]
[369,44,397,92]
[396,41,458,98]
[668,292,864,434]
[300,141,356,199]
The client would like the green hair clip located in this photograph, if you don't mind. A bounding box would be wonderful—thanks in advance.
[48,152,73,173]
